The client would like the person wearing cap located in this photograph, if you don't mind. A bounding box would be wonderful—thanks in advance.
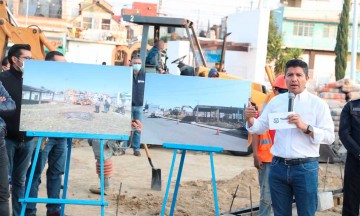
[245,59,334,215]
[251,74,287,216]
[208,68,219,78]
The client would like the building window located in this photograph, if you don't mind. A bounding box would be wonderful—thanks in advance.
[18,0,62,18]
[293,22,314,37]
[101,19,111,30]
[83,17,93,29]
[323,24,337,38]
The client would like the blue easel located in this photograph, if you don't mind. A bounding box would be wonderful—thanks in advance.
[160,143,224,216]
[19,131,129,216]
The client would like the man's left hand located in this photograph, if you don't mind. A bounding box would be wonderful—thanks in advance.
[288,113,307,132]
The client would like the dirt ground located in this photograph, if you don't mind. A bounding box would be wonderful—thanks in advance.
[32,140,344,216]
[20,103,131,135]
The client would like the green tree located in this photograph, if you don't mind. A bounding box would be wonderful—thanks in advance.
[266,13,283,64]
[334,0,350,80]
[274,48,303,76]
[266,12,303,76]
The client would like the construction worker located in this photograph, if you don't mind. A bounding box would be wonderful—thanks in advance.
[251,74,287,216]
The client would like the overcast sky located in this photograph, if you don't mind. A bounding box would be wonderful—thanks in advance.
[106,0,280,30]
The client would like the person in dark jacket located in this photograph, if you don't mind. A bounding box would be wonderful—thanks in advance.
[0,44,35,216]
[0,82,16,216]
[145,40,164,74]
[339,98,360,216]
[130,56,145,156]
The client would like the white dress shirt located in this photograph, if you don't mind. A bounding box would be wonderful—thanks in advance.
[247,89,335,158]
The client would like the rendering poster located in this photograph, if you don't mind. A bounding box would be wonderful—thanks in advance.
[141,73,251,152]
[20,60,132,136]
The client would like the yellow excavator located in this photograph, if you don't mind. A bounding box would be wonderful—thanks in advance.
[0,0,56,60]
[123,15,275,156]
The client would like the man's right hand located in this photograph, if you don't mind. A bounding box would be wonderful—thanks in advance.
[245,101,257,127]
[253,154,263,169]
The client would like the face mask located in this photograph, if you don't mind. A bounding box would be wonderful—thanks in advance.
[133,64,141,71]
[19,61,24,73]
[15,59,24,73]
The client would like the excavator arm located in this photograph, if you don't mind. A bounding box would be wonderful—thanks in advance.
[0,0,56,60]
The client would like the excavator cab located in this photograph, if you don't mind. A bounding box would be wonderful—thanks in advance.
[123,15,207,75]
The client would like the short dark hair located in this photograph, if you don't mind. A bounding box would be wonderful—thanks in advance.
[131,56,141,61]
[1,56,9,67]
[8,44,31,65]
[285,59,309,76]
[45,51,64,61]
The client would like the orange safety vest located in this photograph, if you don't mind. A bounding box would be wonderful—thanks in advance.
[255,93,275,163]
[258,130,273,163]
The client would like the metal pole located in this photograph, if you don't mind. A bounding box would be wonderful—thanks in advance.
[351,0,358,83]
[26,0,29,26]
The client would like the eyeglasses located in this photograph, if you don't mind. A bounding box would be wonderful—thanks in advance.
[132,62,141,65]
[17,56,32,61]
[274,87,288,94]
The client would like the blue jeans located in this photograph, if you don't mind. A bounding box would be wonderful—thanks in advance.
[269,157,318,216]
[26,138,67,215]
[132,106,142,151]
[258,162,271,216]
[6,138,35,216]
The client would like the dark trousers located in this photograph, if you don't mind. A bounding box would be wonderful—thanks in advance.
[0,128,9,216]
[343,153,360,216]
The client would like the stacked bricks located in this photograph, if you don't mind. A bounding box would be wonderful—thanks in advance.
[316,79,350,147]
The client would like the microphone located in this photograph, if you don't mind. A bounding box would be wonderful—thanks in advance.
[288,93,295,112]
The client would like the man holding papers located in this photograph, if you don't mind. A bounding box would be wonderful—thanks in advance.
[245,59,334,216]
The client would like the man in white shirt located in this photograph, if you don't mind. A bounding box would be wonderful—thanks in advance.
[245,59,335,215]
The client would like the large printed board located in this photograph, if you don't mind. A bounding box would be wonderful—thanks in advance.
[20,60,132,136]
[141,73,251,152]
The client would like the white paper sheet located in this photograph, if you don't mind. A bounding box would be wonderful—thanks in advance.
[268,112,296,130]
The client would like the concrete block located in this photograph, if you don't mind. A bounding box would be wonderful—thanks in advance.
[317,191,334,211]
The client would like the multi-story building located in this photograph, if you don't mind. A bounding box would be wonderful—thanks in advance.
[275,0,360,83]
[5,0,133,65]
[6,0,68,53]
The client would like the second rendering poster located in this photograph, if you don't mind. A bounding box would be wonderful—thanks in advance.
[141,73,251,152]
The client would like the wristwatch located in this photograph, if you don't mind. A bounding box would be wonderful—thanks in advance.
[305,125,313,134]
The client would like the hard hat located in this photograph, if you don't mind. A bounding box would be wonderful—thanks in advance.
[273,75,287,89]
